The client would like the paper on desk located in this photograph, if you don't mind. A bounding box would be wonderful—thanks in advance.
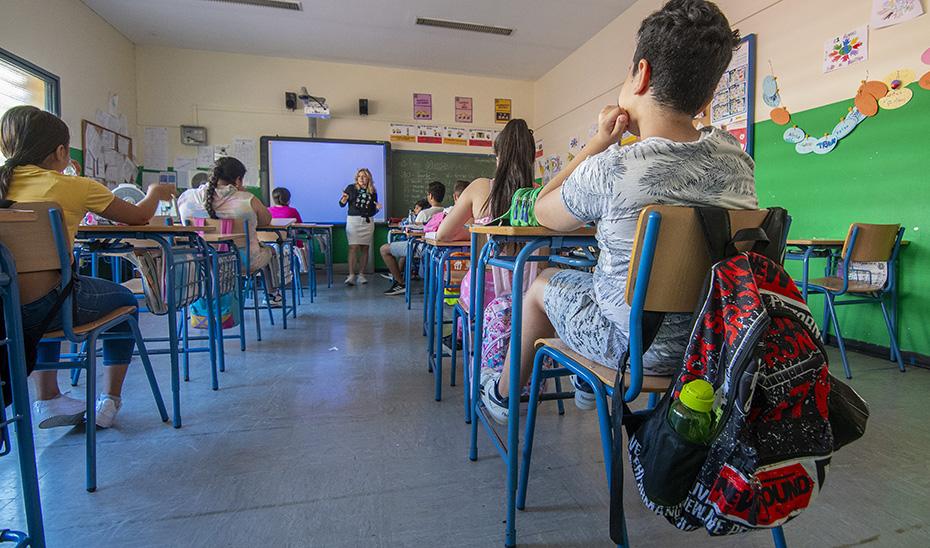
[143,127,168,171]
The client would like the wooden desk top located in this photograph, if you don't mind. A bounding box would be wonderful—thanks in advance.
[424,238,470,247]
[0,209,37,222]
[201,233,246,243]
[290,223,334,229]
[469,225,597,237]
[78,224,215,234]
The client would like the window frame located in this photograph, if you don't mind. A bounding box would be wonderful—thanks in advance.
[0,46,61,116]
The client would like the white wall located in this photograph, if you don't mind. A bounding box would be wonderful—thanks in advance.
[532,0,930,158]
[0,0,137,146]
[135,46,535,167]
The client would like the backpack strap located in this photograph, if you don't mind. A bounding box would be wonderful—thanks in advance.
[696,207,733,263]
[609,310,664,544]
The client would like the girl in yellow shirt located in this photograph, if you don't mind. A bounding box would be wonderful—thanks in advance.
[1,106,175,429]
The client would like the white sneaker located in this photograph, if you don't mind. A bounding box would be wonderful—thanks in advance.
[94,394,122,429]
[33,393,85,429]
[480,376,509,425]
[357,274,368,284]
[571,375,596,411]
[344,275,356,286]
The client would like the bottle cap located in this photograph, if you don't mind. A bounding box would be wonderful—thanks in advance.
[679,379,714,413]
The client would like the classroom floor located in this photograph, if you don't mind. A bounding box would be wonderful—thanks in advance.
[0,279,927,547]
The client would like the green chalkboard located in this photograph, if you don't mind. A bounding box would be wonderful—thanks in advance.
[390,150,496,217]
[755,82,929,358]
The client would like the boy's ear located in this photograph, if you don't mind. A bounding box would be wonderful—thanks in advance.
[633,59,651,96]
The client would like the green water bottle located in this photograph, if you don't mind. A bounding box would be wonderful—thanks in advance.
[668,379,715,444]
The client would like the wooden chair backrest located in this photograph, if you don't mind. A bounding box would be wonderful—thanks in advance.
[842,223,900,263]
[626,205,771,312]
[0,202,61,274]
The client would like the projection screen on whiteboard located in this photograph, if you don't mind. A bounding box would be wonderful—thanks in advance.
[260,137,390,224]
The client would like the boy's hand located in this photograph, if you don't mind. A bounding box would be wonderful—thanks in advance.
[588,105,629,155]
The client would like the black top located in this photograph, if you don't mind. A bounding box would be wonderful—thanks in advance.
[339,184,378,219]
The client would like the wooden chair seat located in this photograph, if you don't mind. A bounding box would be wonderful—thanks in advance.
[43,305,137,339]
[808,276,883,293]
[535,338,672,393]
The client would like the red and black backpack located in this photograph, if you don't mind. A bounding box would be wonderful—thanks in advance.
[611,207,868,540]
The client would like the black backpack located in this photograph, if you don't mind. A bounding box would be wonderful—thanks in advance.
[609,207,868,540]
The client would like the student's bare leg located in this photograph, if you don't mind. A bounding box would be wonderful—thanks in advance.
[33,370,62,400]
[358,245,370,273]
[499,268,558,398]
[348,245,358,276]
[380,245,404,282]
[103,365,129,397]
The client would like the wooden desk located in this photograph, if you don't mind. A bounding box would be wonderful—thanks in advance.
[424,238,470,247]
[78,224,215,234]
[469,225,596,237]
[0,209,37,222]
[201,233,247,244]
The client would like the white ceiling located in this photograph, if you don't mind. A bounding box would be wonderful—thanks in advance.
[82,0,638,80]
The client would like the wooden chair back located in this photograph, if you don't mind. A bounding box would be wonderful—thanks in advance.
[626,206,772,312]
[842,223,900,263]
[0,202,64,303]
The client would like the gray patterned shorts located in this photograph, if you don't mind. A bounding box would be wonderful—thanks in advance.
[543,269,624,369]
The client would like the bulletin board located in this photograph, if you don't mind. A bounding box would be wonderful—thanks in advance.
[709,34,756,156]
[81,119,136,185]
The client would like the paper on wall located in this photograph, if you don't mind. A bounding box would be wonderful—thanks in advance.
[141,171,160,189]
[107,93,119,116]
[823,26,868,73]
[871,0,924,29]
[231,138,258,186]
[117,136,131,154]
[143,127,169,171]
[174,157,196,173]
[101,130,116,152]
[118,114,129,136]
[122,157,137,184]
[197,145,214,169]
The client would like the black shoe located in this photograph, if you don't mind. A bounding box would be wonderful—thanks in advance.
[384,282,406,296]
[442,333,462,350]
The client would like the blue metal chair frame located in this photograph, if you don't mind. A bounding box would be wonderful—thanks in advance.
[466,230,596,547]
[237,220,280,342]
[290,228,317,304]
[0,243,46,547]
[74,226,215,427]
[427,243,470,401]
[201,236,247,377]
[256,227,299,326]
[807,226,906,379]
[40,211,170,490]
[405,237,424,310]
[514,211,788,548]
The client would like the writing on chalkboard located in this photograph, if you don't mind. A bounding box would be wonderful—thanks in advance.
[390,150,495,217]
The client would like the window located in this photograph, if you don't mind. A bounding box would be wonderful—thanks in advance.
[0,47,61,161]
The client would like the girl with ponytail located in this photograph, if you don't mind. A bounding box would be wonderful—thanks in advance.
[2,105,176,429]
[177,156,281,300]
[433,118,542,399]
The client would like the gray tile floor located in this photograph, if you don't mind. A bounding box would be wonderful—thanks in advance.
[1,280,928,547]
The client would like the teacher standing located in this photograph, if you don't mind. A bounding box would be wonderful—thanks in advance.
[339,168,381,286]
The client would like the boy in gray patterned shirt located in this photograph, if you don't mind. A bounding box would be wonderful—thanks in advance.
[483,0,757,424]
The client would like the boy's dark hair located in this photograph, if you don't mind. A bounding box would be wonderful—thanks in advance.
[427,181,446,203]
[414,198,430,210]
[272,187,291,206]
[454,179,471,196]
[632,0,740,115]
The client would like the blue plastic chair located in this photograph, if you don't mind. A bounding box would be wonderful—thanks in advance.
[4,203,168,492]
[517,206,788,548]
[806,223,905,379]
[0,237,46,547]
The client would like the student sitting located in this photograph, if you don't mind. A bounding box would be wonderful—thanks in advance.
[380,181,446,295]
[435,119,540,388]
[178,157,282,305]
[1,106,177,428]
[268,187,309,272]
[481,0,759,424]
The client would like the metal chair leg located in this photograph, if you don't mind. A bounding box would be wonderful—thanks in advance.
[129,319,169,422]
[84,334,98,493]
[824,295,852,379]
[879,300,906,372]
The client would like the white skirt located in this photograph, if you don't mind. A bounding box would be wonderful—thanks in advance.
[345,215,375,246]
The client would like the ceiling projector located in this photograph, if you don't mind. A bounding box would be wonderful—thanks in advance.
[299,86,331,119]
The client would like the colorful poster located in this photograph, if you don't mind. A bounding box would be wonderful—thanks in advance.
[494,98,512,124]
[871,0,924,29]
[468,128,494,147]
[416,125,443,144]
[535,139,544,159]
[443,126,468,146]
[390,124,416,143]
[454,96,473,124]
[413,93,432,121]
[823,26,868,73]
[709,34,756,155]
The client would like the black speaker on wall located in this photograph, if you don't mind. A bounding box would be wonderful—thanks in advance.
[285,92,297,111]
[359,98,369,116]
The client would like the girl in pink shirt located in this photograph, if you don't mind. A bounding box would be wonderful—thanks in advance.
[268,187,309,271]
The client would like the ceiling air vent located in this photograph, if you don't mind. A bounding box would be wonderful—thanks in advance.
[206,0,303,11]
[415,17,513,36]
